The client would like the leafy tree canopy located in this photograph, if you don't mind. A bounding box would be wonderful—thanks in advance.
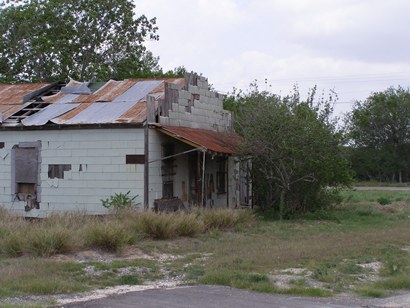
[226,84,352,218]
[346,86,410,182]
[0,0,164,82]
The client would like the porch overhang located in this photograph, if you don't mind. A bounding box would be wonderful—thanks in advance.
[153,125,241,155]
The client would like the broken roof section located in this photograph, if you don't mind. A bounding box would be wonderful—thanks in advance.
[0,78,185,127]
[0,83,52,122]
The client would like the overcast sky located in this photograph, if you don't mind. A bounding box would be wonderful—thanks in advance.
[136,0,410,115]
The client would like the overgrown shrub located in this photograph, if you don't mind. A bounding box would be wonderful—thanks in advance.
[139,212,178,240]
[200,209,239,230]
[174,213,205,237]
[27,226,72,257]
[2,233,25,257]
[84,220,134,252]
[227,86,352,218]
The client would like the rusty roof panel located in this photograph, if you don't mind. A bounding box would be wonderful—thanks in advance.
[158,125,241,154]
[0,83,49,105]
[73,80,135,103]
[112,80,163,102]
[57,101,139,124]
[51,103,91,124]
[0,105,24,119]
[41,80,83,104]
[52,80,163,125]
[118,102,146,123]
[0,78,186,127]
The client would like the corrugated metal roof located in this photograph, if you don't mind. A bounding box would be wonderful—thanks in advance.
[0,79,184,127]
[22,103,80,126]
[0,84,49,105]
[53,101,138,124]
[112,80,162,102]
[52,80,164,125]
[73,80,135,103]
[157,125,241,154]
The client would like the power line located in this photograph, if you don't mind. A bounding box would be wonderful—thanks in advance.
[213,72,410,88]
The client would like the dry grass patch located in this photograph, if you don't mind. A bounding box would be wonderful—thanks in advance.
[84,220,135,253]
[0,258,88,298]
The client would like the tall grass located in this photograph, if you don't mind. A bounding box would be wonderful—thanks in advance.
[27,226,72,257]
[1,190,410,300]
[84,220,135,252]
[0,208,254,257]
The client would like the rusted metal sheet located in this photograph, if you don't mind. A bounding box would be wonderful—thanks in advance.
[0,84,49,105]
[157,125,241,154]
[41,80,82,104]
[112,80,162,102]
[73,80,135,103]
[118,102,146,123]
[0,79,185,126]
[53,80,164,125]
[51,103,91,124]
[56,101,139,124]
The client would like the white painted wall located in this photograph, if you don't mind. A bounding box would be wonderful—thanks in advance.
[0,128,145,217]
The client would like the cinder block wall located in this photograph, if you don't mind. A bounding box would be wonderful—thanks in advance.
[0,128,144,217]
[159,75,232,131]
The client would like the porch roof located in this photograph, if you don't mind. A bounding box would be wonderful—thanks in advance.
[156,125,241,155]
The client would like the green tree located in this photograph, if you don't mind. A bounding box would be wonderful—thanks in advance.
[347,87,410,183]
[0,0,159,82]
[228,85,352,218]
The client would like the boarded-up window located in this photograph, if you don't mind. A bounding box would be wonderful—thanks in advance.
[48,164,71,179]
[15,147,38,184]
[12,141,41,204]
[126,155,145,164]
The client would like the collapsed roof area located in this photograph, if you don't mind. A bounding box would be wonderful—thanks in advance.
[0,78,184,127]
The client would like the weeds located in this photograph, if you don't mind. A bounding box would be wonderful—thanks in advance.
[1,190,410,300]
[101,191,140,211]
[201,209,241,230]
[139,212,178,240]
[84,220,135,252]
[174,213,205,237]
[377,196,391,205]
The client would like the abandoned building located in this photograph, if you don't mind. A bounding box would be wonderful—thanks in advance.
[0,73,252,217]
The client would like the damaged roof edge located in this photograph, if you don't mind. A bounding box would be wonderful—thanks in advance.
[23,82,61,103]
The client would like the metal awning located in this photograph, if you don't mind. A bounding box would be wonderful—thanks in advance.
[155,125,240,155]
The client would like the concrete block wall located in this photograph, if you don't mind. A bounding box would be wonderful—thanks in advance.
[160,75,233,132]
[0,128,145,217]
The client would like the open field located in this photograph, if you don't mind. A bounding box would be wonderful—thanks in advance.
[1,189,410,306]
[353,181,410,187]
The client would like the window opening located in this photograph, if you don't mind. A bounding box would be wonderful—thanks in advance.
[126,154,145,164]
[48,164,71,179]
[216,157,227,194]
[162,143,175,198]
